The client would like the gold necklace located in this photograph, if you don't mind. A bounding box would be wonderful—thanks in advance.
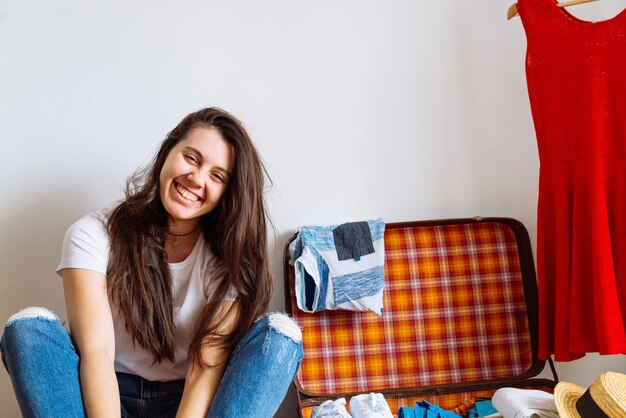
[165,226,198,250]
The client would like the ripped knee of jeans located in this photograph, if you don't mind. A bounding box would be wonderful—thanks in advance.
[267,313,302,343]
[6,307,58,327]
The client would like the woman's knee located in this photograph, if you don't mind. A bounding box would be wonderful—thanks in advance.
[232,312,303,374]
[5,307,59,328]
[255,312,303,365]
[266,312,302,343]
[2,307,64,352]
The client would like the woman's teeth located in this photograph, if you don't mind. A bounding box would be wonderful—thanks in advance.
[175,183,199,202]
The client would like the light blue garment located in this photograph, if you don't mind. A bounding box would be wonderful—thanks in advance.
[398,401,462,418]
[290,219,386,315]
[1,309,303,418]
[469,400,498,417]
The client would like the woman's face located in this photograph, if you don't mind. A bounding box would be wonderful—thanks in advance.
[159,126,234,228]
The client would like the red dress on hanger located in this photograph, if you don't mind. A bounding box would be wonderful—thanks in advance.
[518,0,626,361]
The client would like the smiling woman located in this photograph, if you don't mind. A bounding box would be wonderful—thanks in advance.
[0,108,303,418]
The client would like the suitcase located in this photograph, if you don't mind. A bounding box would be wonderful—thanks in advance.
[283,217,558,417]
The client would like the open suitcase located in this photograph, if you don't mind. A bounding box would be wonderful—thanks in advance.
[283,217,559,417]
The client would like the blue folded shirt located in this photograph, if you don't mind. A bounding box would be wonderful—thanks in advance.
[289,219,385,315]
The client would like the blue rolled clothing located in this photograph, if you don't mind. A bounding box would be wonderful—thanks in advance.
[398,401,463,418]
[469,400,498,417]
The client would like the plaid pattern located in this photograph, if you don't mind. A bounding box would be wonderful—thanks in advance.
[289,222,532,396]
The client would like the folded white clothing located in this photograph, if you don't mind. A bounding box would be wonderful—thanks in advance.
[349,392,393,418]
[311,398,353,418]
[289,219,385,315]
[491,388,559,418]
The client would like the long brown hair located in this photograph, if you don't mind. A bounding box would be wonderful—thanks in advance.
[107,107,272,365]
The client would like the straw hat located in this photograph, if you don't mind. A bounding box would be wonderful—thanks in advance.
[554,372,626,418]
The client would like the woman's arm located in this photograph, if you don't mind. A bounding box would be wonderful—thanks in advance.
[176,302,240,418]
[62,268,120,418]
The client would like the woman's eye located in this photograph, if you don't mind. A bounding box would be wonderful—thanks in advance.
[184,154,198,165]
[211,173,226,183]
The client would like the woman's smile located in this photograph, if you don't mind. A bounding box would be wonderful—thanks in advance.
[174,182,201,202]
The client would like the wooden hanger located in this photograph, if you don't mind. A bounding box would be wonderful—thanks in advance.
[507,0,599,20]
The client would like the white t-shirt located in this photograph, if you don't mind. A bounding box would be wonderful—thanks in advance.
[57,207,222,381]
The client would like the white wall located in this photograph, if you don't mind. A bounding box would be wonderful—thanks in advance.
[1,1,625,416]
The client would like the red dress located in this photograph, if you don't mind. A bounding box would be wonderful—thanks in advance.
[518,0,626,361]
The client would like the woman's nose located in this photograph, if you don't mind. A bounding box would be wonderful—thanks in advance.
[186,171,203,188]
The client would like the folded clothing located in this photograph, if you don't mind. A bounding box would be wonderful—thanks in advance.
[311,398,352,418]
[350,392,394,418]
[469,400,499,417]
[399,401,462,418]
[491,388,558,418]
[290,219,385,315]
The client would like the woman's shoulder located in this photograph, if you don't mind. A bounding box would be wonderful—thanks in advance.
[63,202,124,247]
[66,205,115,237]
[57,204,118,276]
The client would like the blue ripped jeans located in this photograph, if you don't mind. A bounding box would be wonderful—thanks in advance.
[0,308,303,418]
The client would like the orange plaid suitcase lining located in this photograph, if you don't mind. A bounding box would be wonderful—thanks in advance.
[289,222,532,399]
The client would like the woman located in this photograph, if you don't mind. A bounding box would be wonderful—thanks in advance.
[0,108,303,417]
